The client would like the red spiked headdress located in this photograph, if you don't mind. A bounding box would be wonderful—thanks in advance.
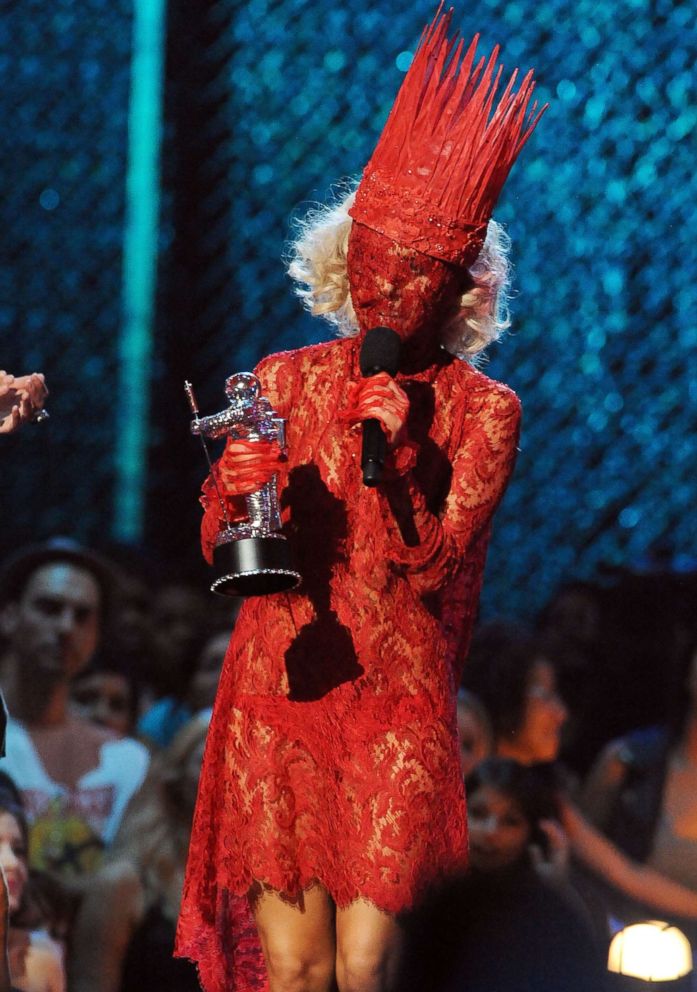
[349,5,547,268]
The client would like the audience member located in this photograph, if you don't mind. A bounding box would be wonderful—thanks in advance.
[536,580,609,773]
[146,584,209,700]
[582,633,697,925]
[68,714,209,991]
[136,585,210,749]
[183,626,233,717]
[0,863,14,992]
[403,757,603,992]
[102,569,152,716]
[0,541,149,879]
[0,370,49,763]
[70,648,141,739]
[462,621,697,925]
[455,690,493,777]
[0,778,64,991]
[138,608,236,749]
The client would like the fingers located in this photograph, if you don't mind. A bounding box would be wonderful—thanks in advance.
[0,372,48,429]
[0,406,22,434]
[539,818,569,857]
[0,373,14,401]
[218,439,282,496]
[11,372,48,407]
[348,374,410,447]
[539,818,567,845]
[18,392,34,422]
[27,372,48,406]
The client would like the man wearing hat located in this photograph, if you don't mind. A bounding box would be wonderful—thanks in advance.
[0,540,149,879]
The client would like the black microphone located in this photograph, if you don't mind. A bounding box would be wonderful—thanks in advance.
[358,326,402,486]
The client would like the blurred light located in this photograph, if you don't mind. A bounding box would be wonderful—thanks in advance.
[608,921,692,981]
[253,163,274,185]
[604,392,624,413]
[619,506,641,529]
[324,50,346,72]
[39,187,60,210]
[587,408,608,432]
[556,79,577,101]
[602,268,625,296]
[395,50,413,72]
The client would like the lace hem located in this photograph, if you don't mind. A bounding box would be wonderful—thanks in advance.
[176,848,469,992]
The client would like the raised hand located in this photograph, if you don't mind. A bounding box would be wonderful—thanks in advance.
[0,371,48,434]
[344,372,409,447]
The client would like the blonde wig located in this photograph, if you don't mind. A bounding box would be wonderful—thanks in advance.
[287,185,512,362]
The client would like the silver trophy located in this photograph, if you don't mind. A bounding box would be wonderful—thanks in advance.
[185,373,301,597]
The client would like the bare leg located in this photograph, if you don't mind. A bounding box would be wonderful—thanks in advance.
[251,883,337,992]
[335,898,404,992]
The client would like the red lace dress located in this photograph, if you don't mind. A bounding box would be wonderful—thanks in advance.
[175,335,521,991]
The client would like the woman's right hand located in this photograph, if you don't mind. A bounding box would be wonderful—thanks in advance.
[218,438,282,496]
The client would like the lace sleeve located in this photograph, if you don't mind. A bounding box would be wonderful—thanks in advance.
[377,384,521,593]
[199,351,298,564]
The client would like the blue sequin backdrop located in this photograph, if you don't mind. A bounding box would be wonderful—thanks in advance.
[1,0,696,618]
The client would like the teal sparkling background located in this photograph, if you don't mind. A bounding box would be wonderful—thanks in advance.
[1,0,696,618]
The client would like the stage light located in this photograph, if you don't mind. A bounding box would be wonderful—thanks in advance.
[607,921,692,990]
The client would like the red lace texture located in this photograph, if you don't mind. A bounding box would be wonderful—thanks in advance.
[176,336,521,992]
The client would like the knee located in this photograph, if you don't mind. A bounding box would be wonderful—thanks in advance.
[264,944,334,992]
[336,947,392,992]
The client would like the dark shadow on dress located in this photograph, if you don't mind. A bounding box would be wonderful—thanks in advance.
[282,463,363,701]
[383,380,452,547]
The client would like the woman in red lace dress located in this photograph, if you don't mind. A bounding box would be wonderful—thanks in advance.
[176,11,545,992]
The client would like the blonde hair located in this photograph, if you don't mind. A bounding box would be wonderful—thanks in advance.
[287,184,512,362]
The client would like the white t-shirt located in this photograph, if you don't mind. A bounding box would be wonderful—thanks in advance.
[2,718,149,875]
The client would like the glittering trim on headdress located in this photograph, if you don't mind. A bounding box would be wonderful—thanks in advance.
[349,3,547,267]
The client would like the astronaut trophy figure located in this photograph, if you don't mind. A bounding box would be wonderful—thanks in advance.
[186,373,301,596]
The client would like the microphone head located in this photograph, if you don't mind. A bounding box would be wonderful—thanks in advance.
[359,326,401,378]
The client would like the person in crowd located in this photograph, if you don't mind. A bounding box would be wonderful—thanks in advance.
[403,756,604,992]
[455,690,493,778]
[0,373,47,436]
[0,540,149,879]
[102,569,153,714]
[462,621,697,926]
[0,867,14,992]
[582,634,697,920]
[182,625,234,717]
[535,579,609,773]
[70,648,141,739]
[137,609,235,750]
[0,776,64,992]
[135,584,211,749]
[68,713,209,992]
[0,370,49,762]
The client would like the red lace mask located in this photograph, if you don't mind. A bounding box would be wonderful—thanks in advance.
[347,222,465,341]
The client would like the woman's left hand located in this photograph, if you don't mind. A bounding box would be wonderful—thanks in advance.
[344,372,409,447]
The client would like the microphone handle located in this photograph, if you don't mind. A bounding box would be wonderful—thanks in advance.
[362,417,387,487]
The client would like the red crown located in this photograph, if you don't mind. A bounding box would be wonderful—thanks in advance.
[349,4,547,267]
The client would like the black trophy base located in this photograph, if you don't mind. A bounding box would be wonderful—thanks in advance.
[211,536,301,597]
